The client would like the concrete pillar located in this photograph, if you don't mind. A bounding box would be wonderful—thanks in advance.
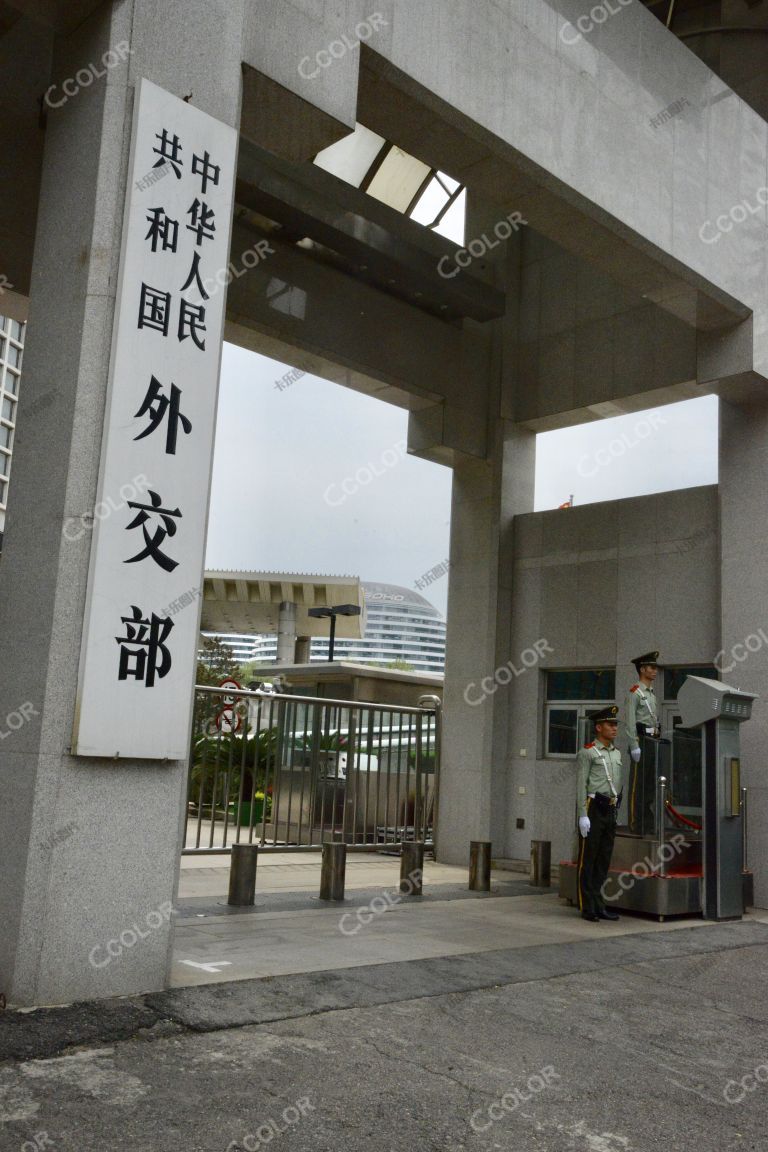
[277,601,297,664]
[0,1,244,1006]
[436,191,535,864]
[295,635,311,663]
[439,429,535,863]
[719,400,768,906]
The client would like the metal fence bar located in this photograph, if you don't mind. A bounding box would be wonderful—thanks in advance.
[184,686,441,855]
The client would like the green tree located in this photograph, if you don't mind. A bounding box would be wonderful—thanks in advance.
[196,636,244,686]
[194,638,245,733]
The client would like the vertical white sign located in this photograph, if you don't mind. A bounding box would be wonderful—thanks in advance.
[73,79,237,758]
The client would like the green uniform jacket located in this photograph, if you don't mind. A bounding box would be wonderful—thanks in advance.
[576,738,624,819]
[624,682,659,751]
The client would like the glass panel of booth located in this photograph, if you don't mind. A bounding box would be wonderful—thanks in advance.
[660,666,717,830]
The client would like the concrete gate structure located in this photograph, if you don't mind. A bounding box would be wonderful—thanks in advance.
[2,0,768,1005]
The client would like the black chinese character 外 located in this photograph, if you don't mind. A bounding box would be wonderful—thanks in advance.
[116,605,174,687]
[134,376,192,455]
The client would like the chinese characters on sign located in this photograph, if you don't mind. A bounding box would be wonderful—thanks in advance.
[73,80,237,757]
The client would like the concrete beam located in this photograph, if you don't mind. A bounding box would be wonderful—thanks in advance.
[241,0,358,162]
[356,47,751,336]
[224,217,490,415]
[5,0,103,33]
[236,138,505,322]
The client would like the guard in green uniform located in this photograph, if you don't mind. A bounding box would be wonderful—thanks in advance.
[625,651,661,834]
[576,705,624,921]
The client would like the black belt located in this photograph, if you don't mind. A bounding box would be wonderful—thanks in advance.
[636,722,660,740]
[589,792,619,812]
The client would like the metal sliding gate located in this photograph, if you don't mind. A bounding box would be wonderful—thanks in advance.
[184,685,441,853]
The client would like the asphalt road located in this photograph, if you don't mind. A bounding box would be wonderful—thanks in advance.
[2,922,768,1152]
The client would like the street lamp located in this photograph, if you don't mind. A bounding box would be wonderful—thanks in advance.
[308,604,361,661]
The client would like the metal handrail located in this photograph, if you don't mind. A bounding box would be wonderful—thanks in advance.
[657,776,668,877]
[194,683,440,715]
[185,684,442,854]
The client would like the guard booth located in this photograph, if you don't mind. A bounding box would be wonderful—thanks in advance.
[560,676,756,921]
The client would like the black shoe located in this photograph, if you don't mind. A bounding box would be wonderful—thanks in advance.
[581,912,600,922]
[598,909,620,921]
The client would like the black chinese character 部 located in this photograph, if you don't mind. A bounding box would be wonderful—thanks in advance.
[153,129,183,178]
[145,207,179,253]
[138,283,171,336]
[191,150,220,194]
[134,376,192,455]
[116,605,174,687]
[124,488,182,573]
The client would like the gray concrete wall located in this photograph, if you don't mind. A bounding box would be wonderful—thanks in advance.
[350,0,766,355]
[500,485,720,867]
[719,401,768,907]
[0,0,246,1005]
[516,232,700,429]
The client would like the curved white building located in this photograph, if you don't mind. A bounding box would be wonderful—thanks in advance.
[222,582,446,673]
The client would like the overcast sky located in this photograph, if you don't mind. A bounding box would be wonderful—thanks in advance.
[206,345,719,619]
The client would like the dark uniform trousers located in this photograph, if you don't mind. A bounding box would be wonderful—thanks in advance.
[629,725,664,836]
[577,795,617,916]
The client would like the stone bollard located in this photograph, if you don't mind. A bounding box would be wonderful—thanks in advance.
[320,841,347,901]
[530,840,551,887]
[228,844,259,906]
[400,841,425,895]
[469,840,492,892]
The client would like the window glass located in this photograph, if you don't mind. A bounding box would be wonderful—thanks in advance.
[0,338,5,361]
[546,669,615,701]
[0,451,8,476]
[5,369,18,395]
[9,320,23,342]
[6,343,21,369]
[0,479,5,504]
[0,424,11,449]
[547,708,578,756]
[1,397,14,422]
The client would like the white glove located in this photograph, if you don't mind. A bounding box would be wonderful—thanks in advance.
[579,816,590,838]
[630,747,641,763]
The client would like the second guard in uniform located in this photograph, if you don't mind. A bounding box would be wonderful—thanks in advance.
[625,651,661,834]
[576,705,624,922]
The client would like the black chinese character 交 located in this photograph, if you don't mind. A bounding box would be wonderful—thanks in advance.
[178,299,206,350]
[138,283,171,336]
[191,150,220,193]
[124,489,182,573]
[186,199,216,246]
[134,376,192,455]
[145,208,179,253]
[116,605,174,687]
[153,129,183,178]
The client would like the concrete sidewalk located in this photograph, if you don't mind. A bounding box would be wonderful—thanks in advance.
[2,920,768,1152]
[172,853,732,989]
